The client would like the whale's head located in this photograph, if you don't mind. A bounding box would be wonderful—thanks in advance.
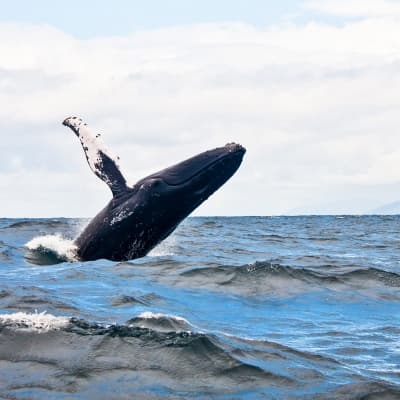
[122,143,245,247]
[134,142,246,214]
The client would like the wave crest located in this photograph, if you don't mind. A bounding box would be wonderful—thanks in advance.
[179,261,400,297]
[127,311,193,332]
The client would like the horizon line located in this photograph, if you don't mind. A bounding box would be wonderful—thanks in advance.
[1,214,399,219]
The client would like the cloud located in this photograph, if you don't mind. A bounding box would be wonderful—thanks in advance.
[305,0,400,19]
[0,9,399,216]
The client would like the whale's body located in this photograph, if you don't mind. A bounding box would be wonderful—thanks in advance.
[63,117,245,261]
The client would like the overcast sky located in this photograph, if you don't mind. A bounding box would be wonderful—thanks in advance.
[1,0,399,217]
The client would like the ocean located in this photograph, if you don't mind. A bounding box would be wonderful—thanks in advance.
[0,216,399,399]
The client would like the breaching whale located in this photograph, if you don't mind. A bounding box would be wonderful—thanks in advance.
[63,117,246,261]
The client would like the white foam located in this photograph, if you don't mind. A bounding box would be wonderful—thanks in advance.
[138,311,189,323]
[0,311,70,332]
[26,234,78,261]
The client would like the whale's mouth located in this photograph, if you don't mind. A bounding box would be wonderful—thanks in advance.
[146,143,246,187]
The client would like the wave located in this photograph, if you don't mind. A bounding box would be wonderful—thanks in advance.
[111,292,163,308]
[4,220,70,229]
[111,294,147,306]
[0,290,11,299]
[126,311,193,332]
[179,261,400,296]
[0,240,15,262]
[0,312,317,392]
[3,291,79,314]
[0,311,398,398]
[0,249,11,262]
[25,234,78,265]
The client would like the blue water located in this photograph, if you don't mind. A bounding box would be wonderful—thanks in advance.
[0,216,399,399]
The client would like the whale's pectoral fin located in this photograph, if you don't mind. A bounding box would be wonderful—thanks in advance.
[63,117,129,197]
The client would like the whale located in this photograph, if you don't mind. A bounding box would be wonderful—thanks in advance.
[63,117,246,261]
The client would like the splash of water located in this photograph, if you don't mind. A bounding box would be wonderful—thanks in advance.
[26,234,78,263]
[148,236,176,257]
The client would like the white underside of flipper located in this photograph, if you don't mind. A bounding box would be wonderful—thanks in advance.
[63,117,128,196]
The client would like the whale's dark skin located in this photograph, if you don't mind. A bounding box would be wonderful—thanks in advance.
[63,117,246,262]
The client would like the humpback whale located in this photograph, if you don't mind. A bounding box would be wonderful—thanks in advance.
[63,117,246,261]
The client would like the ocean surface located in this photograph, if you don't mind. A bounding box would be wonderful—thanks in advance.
[0,215,399,399]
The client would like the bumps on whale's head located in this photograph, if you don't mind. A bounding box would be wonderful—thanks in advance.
[224,142,246,154]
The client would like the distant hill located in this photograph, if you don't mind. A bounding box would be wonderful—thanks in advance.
[369,201,400,215]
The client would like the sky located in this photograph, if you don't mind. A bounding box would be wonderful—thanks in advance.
[1,0,400,217]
